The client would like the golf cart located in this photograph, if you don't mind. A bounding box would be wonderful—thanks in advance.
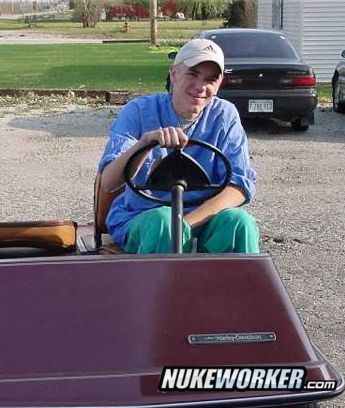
[0,139,343,407]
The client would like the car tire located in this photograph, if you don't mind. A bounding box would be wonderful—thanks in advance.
[332,76,345,113]
[291,117,309,132]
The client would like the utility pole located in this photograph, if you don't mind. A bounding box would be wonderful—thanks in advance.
[150,0,158,46]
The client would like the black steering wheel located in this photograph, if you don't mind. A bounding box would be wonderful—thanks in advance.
[123,139,232,206]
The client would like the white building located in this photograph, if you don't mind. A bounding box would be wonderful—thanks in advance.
[257,0,345,82]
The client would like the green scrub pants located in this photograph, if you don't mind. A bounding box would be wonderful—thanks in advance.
[123,206,259,254]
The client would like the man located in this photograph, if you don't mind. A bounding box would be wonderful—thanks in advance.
[98,38,259,254]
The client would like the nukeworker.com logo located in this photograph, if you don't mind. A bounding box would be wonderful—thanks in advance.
[158,367,337,392]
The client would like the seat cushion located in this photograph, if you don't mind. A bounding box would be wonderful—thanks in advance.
[0,220,77,252]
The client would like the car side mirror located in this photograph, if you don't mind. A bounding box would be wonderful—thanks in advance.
[168,51,177,61]
[341,49,345,59]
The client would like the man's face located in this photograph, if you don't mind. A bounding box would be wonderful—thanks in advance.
[169,61,223,120]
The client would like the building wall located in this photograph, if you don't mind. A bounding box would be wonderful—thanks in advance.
[300,0,345,82]
[257,0,273,28]
[280,0,302,55]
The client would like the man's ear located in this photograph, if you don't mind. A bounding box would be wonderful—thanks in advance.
[169,65,177,84]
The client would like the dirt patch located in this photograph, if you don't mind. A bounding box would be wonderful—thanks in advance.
[0,29,103,43]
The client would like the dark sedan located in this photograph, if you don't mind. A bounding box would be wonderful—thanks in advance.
[195,28,317,131]
[332,49,345,113]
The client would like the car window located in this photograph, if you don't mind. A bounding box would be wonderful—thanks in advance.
[207,32,298,59]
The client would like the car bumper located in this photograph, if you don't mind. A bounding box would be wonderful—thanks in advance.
[217,88,317,121]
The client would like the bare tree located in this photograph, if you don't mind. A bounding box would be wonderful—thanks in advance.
[73,0,103,28]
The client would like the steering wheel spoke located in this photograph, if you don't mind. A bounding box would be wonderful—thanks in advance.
[124,139,232,206]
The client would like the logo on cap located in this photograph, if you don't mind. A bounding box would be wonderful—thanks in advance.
[202,45,216,54]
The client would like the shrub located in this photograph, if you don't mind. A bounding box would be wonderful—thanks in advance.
[224,0,257,28]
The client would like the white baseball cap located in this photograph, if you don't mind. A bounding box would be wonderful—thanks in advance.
[173,38,224,74]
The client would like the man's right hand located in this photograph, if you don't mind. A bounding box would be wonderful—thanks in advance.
[142,127,188,148]
[101,127,188,193]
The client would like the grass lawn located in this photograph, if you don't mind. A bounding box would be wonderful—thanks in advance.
[317,83,332,103]
[0,19,223,40]
[0,43,171,92]
[0,42,332,98]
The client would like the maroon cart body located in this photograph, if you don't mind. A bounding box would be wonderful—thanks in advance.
[0,253,343,406]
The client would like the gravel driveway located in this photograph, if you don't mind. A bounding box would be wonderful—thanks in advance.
[0,97,344,407]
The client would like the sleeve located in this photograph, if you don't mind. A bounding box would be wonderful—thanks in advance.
[221,108,257,204]
[98,100,141,173]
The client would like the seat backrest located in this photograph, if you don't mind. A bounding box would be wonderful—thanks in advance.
[93,172,124,248]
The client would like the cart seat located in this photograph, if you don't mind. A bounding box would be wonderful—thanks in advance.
[93,172,124,254]
[0,220,77,257]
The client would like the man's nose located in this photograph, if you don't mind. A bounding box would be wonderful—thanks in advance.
[194,80,207,92]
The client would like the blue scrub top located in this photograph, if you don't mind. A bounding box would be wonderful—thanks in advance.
[98,93,256,246]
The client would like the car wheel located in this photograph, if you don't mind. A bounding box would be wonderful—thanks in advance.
[291,117,309,132]
[332,76,345,113]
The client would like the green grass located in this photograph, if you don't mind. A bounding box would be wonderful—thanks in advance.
[317,83,332,103]
[0,43,171,92]
[0,42,333,96]
[0,19,223,40]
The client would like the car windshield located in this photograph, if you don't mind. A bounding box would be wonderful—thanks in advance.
[206,32,298,59]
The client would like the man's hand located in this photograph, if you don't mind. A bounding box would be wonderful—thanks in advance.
[142,127,188,148]
[101,127,188,193]
[184,185,247,229]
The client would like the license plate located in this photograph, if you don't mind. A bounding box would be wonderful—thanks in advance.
[248,99,273,113]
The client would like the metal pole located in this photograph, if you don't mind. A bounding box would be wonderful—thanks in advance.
[171,183,185,254]
[150,0,158,45]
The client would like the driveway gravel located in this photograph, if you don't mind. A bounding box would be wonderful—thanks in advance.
[0,96,344,407]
